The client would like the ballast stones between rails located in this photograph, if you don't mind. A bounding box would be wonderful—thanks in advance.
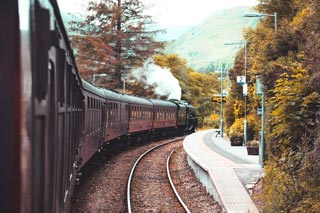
[127,138,190,213]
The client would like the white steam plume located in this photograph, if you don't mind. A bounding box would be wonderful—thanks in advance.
[132,59,181,100]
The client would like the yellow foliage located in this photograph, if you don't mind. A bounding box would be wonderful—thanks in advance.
[233,100,244,119]
[210,114,219,121]
[291,8,313,30]
[228,118,244,138]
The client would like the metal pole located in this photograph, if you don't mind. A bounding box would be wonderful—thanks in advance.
[93,74,96,83]
[244,40,247,77]
[220,68,224,137]
[274,12,277,31]
[224,40,248,144]
[123,78,126,93]
[260,92,265,167]
[244,40,248,146]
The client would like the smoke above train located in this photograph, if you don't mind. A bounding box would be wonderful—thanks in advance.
[132,58,181,100]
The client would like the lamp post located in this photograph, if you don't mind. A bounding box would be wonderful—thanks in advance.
[213,68,227,137]
[92,73,108,84]
[224,40,248,145]
[121,74,135,94]
[121,74,126,93]
[244,12,277,31]
[256,76,265,167]
[219,68,225,137]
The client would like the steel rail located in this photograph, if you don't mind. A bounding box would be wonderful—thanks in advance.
[126,137,183,213]
[167,146,191,213]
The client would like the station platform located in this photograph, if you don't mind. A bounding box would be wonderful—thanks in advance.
[183,129,264,213]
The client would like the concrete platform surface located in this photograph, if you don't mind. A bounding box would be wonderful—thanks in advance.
[183,129,263,213]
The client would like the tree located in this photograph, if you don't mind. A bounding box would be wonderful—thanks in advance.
[71,0,164,90]
[244,1,320,211]
[153,54,220,128]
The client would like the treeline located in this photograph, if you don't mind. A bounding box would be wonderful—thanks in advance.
[70,0,220,128]
[225,0,320,211]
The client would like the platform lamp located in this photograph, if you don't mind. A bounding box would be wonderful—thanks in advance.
[224,40,248,145]
[244,12,277,31]
[92,73,108,84]
[256,76,265,167]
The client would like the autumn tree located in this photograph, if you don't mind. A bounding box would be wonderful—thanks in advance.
[71,0,164,90]
[153,54,220,128]
[230,0,320,211]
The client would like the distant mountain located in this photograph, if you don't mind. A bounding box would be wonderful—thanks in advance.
[154,25,193,41]
[164,6,259,71]
[60,6,258,72]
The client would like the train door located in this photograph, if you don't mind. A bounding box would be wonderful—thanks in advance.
[125,102,130,132]
[101,102,106,142]
[32,6,62,212]
[30,2,52,212]
[55,48,66,212]
[105,100,109,139]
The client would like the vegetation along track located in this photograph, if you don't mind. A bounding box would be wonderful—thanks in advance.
[71,137,222,212]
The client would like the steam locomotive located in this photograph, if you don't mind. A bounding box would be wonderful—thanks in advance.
[0,0,197,212]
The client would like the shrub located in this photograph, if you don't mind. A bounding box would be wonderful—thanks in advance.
[228,118,244,138]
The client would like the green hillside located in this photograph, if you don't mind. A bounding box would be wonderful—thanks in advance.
[165,6,258,71]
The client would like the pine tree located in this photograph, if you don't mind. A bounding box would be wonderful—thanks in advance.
[71,0,164,90]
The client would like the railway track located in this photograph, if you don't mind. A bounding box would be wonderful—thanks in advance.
[127,137,189,212]
[71,137,222,212]
[167,146,191,213]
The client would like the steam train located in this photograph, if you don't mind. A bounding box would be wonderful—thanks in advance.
[0,0,197,212]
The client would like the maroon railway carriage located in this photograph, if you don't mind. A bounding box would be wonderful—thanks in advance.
[80,80,106,168]
[150,99,178,138]
[125,95,153,142]
[102,89,128,142]
[1,0,85,212]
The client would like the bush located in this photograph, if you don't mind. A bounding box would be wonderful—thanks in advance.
[247,114,260,141]
[228,118,244,138]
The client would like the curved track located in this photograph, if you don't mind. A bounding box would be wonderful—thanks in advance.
[127,137,189,212]
[167,147,191,213]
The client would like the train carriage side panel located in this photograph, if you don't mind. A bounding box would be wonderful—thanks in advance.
[124,95,153,134]
[150,99,177,130]
[12,0,86,212]
[103,89,128,142]
[80,80,106,168]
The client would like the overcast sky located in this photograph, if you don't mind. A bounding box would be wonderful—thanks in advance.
[58,0,258,26]
[142,0,258,26]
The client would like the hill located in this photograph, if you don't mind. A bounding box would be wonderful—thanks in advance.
[165,6,259,71]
